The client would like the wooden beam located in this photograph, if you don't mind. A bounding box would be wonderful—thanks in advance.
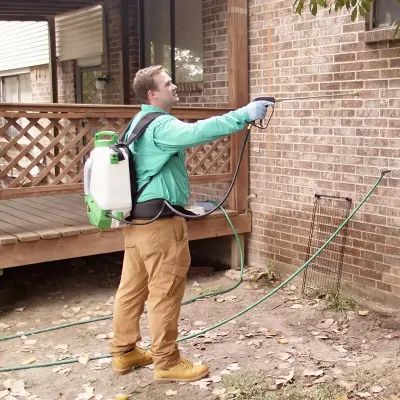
[47,17,58,103]
[0,0,102,15]
[0,185,84,200]
[0,103,232,119]
[227,0,249,212]
[0,15,47,21]
[119,0,130,104]
[3,0,100,5]
[0,4,88,11]
[0,173,237,200]
[0,211,251,269]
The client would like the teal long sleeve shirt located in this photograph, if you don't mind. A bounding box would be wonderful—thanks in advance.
[127,104,250,206]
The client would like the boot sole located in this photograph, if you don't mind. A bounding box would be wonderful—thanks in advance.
[113,359,153,375]
[153,370,209,383]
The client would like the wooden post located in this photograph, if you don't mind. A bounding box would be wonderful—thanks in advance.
[227,0,249,271]
[119,0,130,104]
[48,17,59,178]
[227,0,249,212]
[231,233,245,270]
[47,17,58,103]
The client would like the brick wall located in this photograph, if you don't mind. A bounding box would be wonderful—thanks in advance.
[30,65,51,103]
[247,0,400,305]
[58,60,76,103]
[30,61,75,104]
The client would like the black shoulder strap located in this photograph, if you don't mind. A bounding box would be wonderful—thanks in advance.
[116,112,164,209]
[121,112,164,146]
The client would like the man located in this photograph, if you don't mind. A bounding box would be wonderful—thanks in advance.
[109,65,272,382]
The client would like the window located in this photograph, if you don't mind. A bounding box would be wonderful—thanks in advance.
[142,0,203,84]
[76,67,104,104]
[1,73,31,103]
[373,0,400,28]
[1,73,32,138]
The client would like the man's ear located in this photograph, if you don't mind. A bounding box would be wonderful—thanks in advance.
[148,89,156,100]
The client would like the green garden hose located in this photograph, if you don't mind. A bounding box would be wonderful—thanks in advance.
[0,172,389,373]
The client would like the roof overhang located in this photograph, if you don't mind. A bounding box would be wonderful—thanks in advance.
[0,0,102,21]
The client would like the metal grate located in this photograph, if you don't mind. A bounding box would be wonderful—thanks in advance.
[302,194,352,296]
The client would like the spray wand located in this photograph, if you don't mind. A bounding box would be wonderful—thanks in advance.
[254,90,359,104]
[252,90,359,128]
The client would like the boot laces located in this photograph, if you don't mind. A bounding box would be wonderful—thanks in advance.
[136,347,147,355]
[180,359,193,370]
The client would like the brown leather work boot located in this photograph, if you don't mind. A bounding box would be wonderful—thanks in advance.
[112,347,153,375]
[153,359,209,382]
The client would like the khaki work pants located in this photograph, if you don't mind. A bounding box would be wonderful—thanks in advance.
[109,216,191,370]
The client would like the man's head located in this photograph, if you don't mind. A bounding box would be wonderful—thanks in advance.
[132,65,179,112]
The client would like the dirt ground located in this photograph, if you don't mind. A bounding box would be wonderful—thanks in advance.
[0,254,399,400]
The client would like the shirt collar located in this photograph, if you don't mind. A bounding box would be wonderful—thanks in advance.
[141,104,169,114]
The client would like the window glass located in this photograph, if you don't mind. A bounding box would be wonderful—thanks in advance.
[175,0,203,83]
[144,0,172,73]
[374,0,400,28]
[143,0,203,83]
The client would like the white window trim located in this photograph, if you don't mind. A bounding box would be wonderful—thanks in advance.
[0,67,30,78]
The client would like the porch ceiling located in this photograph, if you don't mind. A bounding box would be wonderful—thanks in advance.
[0,0,102,21]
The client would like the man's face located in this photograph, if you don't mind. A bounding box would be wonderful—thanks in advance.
[150,71,179,109]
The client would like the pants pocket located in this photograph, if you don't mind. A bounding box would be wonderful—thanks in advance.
[176,239,191,268]
[160,264,189,297]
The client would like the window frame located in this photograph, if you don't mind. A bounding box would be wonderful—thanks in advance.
[370,0,400,30]
[76,65,103,104]
[138,0,203,86]
[1,73,31,103]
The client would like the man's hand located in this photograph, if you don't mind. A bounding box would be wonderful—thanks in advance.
[241,100,275,122]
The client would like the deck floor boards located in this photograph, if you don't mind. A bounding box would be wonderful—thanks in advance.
[0,194,250,269]
[2,199,82,237]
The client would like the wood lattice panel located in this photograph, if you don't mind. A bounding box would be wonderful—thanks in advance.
[185,137,231,176]
[0,115,128,189]
[0,104,234,199]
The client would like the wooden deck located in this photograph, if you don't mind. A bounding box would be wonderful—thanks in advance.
[0,194,251,269]
[1,102,251,270]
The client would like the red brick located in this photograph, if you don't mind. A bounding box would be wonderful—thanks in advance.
[360,269,383,281]
[353,275,377,288]
[383,274,400,286]
[377,282,392,293]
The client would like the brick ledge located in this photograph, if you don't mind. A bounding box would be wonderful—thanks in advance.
[363,27,400,43]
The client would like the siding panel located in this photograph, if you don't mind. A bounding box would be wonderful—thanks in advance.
[0,21,49,71]
[55,5,104,61]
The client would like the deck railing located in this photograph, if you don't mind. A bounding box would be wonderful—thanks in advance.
[0,103,234,200]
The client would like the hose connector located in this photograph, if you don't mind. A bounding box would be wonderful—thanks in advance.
[380,169,391,176]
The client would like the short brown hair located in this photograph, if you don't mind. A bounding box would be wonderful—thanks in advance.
[132,65,164,103]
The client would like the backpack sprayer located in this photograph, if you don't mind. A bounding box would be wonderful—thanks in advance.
[84,91,359,229]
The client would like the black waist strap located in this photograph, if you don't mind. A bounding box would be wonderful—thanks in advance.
[129,199,197,220]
